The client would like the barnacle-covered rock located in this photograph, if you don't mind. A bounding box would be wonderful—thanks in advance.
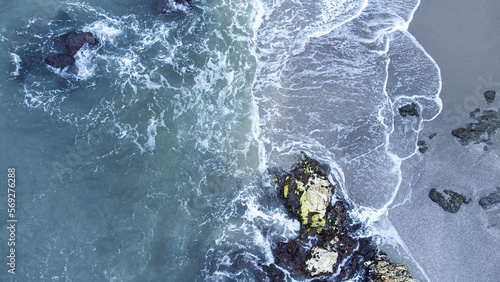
[364,254,418,282]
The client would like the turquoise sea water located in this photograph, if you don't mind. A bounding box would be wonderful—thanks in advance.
[0,0,441,280]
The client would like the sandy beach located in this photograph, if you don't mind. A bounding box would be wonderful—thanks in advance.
[386,1,500,281]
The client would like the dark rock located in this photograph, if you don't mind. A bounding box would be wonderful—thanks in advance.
[484,90,496,105]
[452,109,500,146]
[398,102,419,118]
[428,132,437,139]
[157,0,192,13]
[417,140,426,146]
[274,239,310,278]
[418,147,428,154]
[260,263,285,282]
[272,154,346,278]
[54,31,99,55]
[44,31,99,70]
[428,188,471,213]
[484,146,489,151]
[479,187,500,210]
[44,53,75,69]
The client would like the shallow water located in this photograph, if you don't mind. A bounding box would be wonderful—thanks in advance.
[0,0,447,281]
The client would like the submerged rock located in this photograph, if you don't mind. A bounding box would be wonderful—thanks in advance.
[266,153,419,281]
[484,90,496,105]
[398,103,419,118]
[428,188,471,213]
[44,53,75,69]
[54,31,99,55]
[451,108,500,146]
[479,187,500,210]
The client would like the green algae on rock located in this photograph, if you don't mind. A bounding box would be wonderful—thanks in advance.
[274,155,334,235]
[271,154,358,278]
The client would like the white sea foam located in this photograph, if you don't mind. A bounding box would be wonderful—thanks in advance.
[74,46,98,80]
[86,20,123,45]
[10,53,22,77]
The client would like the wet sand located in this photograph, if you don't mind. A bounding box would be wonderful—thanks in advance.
[386,1,500,281]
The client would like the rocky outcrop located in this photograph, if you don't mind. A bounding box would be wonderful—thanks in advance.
[479,187,500,210]
[484,90,496,105]
[398,103,419,118]
[451,108,500,146]
[428,188,471,213]
[265,153,419,281]
[157,0,192,13]
[271,155,358,279]
[44,31,99,69]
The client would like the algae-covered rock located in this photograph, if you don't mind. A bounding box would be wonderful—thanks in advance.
[428,188,471,213]
[274,154,334,234]
[364,254,418,282]
[266,153,419,281]
[271,153,356,278]
[298,175,332,230]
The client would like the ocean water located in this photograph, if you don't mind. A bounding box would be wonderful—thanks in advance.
[0,0,442,281]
